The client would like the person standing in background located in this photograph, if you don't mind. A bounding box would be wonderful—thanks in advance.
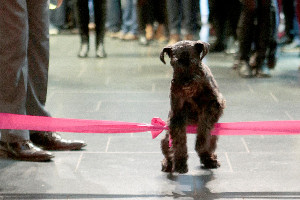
[118,0,139,41]
[105,0,123,38]
[166,0,201,45]
[137,0,168,45]
[235,0,272,78]
[77,0,107,58]
[208,0,241,52]
[279,0,297,45]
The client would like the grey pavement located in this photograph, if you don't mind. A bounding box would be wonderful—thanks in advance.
[0,33,300,200]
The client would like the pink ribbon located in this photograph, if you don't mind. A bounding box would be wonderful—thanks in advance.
[0,113,299,139]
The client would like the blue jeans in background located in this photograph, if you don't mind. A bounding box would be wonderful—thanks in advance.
[166,0,201,36]
[121,0,138,35]
[106,0,122,32]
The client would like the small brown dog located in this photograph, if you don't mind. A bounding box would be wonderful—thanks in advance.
[160,40,225,173]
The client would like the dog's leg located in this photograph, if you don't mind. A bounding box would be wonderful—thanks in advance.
[169,115,188,173]
[198,136,220,169]
[195,104,223,169]
[161,131,172,172]
[195,124,220,169]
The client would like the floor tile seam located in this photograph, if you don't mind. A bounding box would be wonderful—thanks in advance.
[77,65,87,78]
[223,152,300,155]
[51,151,288,154]
[224,152,233,172]
[241,137,250,153]
[246,84,255,94]
[105,77,110,85]
[95,101,102,111]
[105,137,111,152]
[46,91,167,94]
[284,111,294,120]
[269,92,279,103]
[152,83,156,92]
[98,100,169,103]
[74,152,83,172]
[53,151,175,154]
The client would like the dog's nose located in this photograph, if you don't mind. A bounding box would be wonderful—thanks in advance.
[178,58,190,66]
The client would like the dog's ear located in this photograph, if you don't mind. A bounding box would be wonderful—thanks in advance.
[160,47,171,64]
[194,41,210,61]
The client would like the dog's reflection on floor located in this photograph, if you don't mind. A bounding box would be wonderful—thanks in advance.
[166,170,215,199]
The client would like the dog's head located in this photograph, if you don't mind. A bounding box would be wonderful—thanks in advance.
[160,40,209,77]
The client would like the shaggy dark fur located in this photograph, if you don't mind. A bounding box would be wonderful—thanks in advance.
[160,40,226,173]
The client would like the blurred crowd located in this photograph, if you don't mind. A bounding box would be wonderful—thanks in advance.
[50,0,300,78]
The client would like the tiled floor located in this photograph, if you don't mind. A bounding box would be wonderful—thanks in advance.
[0,33,299,199]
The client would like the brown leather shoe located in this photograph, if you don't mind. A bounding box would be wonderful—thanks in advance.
[30,132,87,151]
[0,140,53,162]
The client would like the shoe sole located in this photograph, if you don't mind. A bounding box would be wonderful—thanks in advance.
[0,148,54,162]
[41,143,87,151]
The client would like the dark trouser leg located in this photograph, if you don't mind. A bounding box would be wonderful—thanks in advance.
[182,0,201,37]
[166,0,181,35]
[76,0,90,43]
[94,0,107,58]
[94,0,106,46]
[76,0,90,57]
[153,0,167,26]
[209,0,226,51]
[282,0,295,40]
[0,0,29,142]
[137,0,149,35]
[0,0,53,160]
[227,0,242,40]
[237,0,256,61]
[235,0,256,77]
[267,0,278,69]
[26,0,51,119]
[254,0,271,67]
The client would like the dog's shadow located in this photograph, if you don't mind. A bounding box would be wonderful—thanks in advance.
[165,170,300,199]
[166,169,216,200]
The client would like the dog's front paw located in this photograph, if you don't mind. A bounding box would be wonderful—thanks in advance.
[161,158,172,173]
[173,158,188,174]
[200,153,221,169]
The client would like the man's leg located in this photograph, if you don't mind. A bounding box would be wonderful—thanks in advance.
[182,0,201,40]
[0,0,30,143]
[26,0,86,151]
[0,0,53,161]
[106,0,122,33]
[166,0,181,45]
[26,0,51,118]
